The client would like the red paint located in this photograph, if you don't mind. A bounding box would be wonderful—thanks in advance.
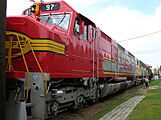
[6,71,25,78]
[6,1,136,80]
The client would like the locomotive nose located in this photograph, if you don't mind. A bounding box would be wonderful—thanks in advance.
[6,31,31,59]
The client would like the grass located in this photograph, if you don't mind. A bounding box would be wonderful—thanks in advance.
[86,80,161,120]
[149,79,160,86]
[86,86,142,120]
[127,79,161,120]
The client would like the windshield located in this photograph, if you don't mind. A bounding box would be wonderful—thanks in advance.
[40,13,71,31]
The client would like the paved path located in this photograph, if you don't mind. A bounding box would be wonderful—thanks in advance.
[99,96,145,120]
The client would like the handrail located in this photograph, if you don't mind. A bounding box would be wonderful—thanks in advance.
[27,39,48,93]
[7,36,13,71]
[16,34,31,100]
[7,32,48,99]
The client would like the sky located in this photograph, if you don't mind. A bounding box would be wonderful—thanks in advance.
[7,0,161,68]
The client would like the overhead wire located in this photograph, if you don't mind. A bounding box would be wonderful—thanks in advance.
[118,30,161,42]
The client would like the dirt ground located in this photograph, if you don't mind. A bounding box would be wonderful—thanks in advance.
[48,100,104,120]
[138,85,159,95]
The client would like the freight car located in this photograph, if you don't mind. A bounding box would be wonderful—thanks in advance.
[5,1,151,119]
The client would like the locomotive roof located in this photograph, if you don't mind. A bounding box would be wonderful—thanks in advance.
[117,43,135,58]
[78,13,96,27]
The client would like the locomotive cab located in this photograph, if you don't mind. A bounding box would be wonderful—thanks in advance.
[24,1,72,34]
[22,1,98,78]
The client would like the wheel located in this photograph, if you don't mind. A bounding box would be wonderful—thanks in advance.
[91,88,100,103]
[74,95,84,109]
[50,102,59,116]
[77,95,84,106]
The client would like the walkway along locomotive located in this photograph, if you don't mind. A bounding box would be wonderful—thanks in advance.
[5,1,152,119]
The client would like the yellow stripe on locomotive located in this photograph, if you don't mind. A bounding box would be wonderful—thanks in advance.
[6,31,65,58]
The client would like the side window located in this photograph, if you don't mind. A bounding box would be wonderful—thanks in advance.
[74,17,80,35]
[91,28,97,39]
[80,24,88,40]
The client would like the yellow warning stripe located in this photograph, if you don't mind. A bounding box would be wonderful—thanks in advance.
[103,71,136,76]
[6,31,65,58]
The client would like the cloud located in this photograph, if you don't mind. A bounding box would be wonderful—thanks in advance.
[64,0,100,7]
[7,0,32,16]
[85,4,161,67]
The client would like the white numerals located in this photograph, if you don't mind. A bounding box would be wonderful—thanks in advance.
[51,4,55,10]
[46,4,50,11]
[46,4,55,11]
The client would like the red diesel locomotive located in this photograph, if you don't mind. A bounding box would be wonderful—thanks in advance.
[6,1,150,119]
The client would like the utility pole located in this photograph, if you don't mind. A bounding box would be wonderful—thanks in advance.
[0,0,6,120]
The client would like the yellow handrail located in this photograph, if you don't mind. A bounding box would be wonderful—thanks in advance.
[27,39,48,93]
[7,36,14,71]
[7,32,48,99]
[16,35,31,100]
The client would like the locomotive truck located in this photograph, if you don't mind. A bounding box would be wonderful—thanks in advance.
[6,1,151,119]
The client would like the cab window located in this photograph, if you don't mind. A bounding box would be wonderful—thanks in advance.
[74,17,88,40]
[80,25,88,40]
[40,13,71,30]
[74,17,80,35]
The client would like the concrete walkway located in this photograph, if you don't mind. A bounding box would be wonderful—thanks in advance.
[99,96,145,120]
